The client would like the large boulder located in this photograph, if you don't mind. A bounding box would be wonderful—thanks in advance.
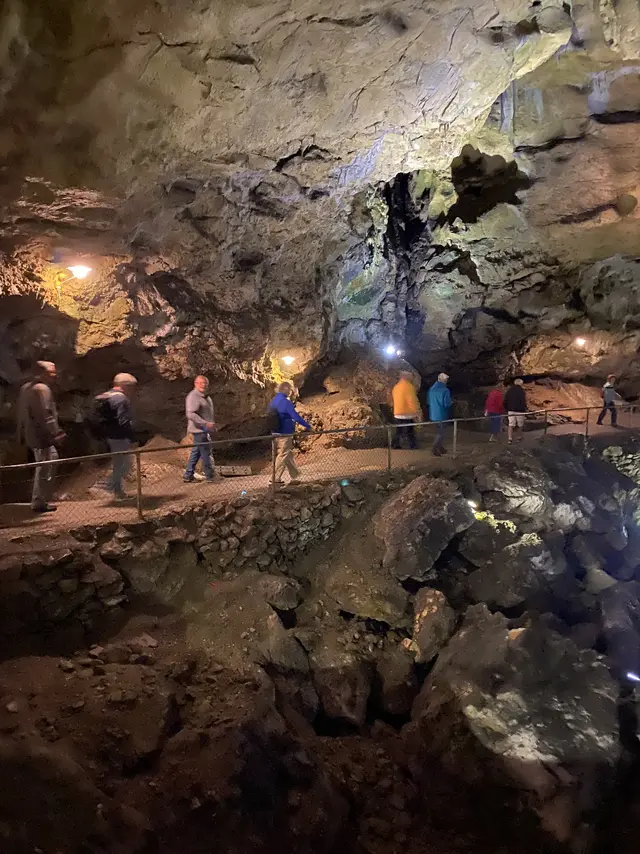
[474,453,556,524]
[375,644,419,718]
[323,555,409,628]
[405,605,620,846]
[409,588,456,664]
[373,475,474,581]
[306,631,374,728]
[466,535,565,611]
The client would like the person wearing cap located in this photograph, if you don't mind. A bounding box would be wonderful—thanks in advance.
[596,375,619,427]
[428,372,452,456]
[503,378,527,444]
[16,360,66,513]
[94,373,138,499]
[391,370,422,449]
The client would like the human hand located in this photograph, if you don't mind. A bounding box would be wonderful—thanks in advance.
[54,431,66,445]
[206,422,216,431]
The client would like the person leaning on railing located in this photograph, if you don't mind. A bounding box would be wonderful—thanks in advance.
[15,360,66,513]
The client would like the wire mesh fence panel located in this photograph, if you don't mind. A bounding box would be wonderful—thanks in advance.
[296,426,389,483]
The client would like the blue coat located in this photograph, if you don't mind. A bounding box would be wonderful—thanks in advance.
[428,381,451,422]
[269,393,311,435]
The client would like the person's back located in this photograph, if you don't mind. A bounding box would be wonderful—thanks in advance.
[268,391,310,434]
[17,380,59,450]
[485,388,504,414]
[392,378,420,418]
[428,380,451,422]
[96,389,134,440]
[602,381,616,405]
[504,383,526,413]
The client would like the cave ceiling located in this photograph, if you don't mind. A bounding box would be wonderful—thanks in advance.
[1,0,640,423]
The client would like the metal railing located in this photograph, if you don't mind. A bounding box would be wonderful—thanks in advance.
[0,404,635,528]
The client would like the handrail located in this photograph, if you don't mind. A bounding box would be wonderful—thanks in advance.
[0,404,630,473]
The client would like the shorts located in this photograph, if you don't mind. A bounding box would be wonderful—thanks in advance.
[508,412,525,429]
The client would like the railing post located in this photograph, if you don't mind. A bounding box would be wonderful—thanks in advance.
[271,436,277,492]
[386,425,393,473]
[543,410,548,437]
[585,407,590,439]
[452,419,458,458]
[135,450,143,520]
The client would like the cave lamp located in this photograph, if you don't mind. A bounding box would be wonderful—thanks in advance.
[68,265,92,279]
[574,337,586,348]
[281,355,295,366]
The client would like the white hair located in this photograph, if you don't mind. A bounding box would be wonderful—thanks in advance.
[113,372,138,386]
[437,372,449,382]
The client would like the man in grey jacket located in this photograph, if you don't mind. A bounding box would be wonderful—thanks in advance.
[16,361,65,513]
[597,374,619,426]
[184,376,216,483]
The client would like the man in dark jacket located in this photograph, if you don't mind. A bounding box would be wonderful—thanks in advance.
[503,378,527,444]
[268,382,311,484]
[16,360,65,513]
[95,373,137,499]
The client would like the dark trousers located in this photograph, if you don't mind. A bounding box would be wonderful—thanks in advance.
[392,418,417,449]
[184,432,214,479]
[433,421,446,451]
[597,402,617,426]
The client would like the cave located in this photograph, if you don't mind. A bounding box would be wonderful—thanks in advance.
[2,0,640,851]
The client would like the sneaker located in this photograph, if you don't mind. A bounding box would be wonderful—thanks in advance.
[489,435,496,443]
[113,491,129,501]
[432,448,442,457]
[289,478,302,485]
[183,477,196,483]
[270,480,285,486]
[32,503,57,513]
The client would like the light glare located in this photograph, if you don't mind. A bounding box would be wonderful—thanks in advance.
[467,500,478,509]
[68,265,92,280]
[384,344,395,356]
[575,337,586,348]
[282,355,295,366]
[627,671,640,683]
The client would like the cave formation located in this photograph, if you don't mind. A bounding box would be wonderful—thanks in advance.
[0,0,639,440]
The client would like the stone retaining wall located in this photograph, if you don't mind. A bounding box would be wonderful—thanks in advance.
[0,478,386,637]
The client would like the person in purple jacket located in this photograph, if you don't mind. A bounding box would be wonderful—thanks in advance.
[268,382,311,485]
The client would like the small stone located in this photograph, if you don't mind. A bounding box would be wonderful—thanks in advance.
[71,700,86,712]
[58,659,76,673]
[6,701,19,713]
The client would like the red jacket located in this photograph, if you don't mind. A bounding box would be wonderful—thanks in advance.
[485,389,504,414]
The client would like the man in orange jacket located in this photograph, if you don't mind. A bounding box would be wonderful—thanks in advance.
[391,371,422,449]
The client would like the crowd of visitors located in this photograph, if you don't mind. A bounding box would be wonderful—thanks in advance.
[12,359,624,512]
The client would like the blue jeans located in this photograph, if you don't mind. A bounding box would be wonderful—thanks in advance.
[488,414,501,434]
[106,438,131,495]
[184,432,214,480]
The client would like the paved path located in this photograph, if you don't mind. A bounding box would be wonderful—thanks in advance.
[0,416,635,540]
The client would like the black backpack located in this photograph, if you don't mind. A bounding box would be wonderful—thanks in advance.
[265,405,280,434]
[85,394,115,439]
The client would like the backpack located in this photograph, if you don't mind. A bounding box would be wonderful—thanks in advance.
[265,404,280,434]
[85,394,115,439]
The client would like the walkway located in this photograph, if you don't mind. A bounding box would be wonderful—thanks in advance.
[0,416,635,539]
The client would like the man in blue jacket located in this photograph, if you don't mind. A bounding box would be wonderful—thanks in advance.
[428,372,451,456]
[268,381,311,484]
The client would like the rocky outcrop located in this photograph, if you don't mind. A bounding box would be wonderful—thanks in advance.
[405,605,620,847]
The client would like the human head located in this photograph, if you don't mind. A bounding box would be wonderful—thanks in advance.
[514,378,524,386]
[113,372,138,395]
[35,360,57,383]
[607,374,616,383]
[437,372,449,384]
[277,381,292,398]
[399,371,414,382]
[194,375,209,393]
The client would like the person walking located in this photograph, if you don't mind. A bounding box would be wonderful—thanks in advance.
[428,372,451,456]
[391,371,422,449]
[484,385,504,442]
[268,382,311,485]
[597,375,619,427]
[16,361,65,513]
[184,375,216,483]
[504,378,527,444]
[93,373,137,499]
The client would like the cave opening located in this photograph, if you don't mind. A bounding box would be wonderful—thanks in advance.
[447,145,532,224]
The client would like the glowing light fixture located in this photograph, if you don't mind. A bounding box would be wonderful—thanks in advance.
[467,500,478,509]
[627,671,640,683]
[384,344,395,356]
[396,349,403,357]
[68,265,92,279]
[574,337,586,348]
[281,355,295,366]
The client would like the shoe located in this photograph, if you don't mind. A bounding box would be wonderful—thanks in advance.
[439,447,448,455]
[432,448,442,457]
[489,435,496,443]
[271,480,285,486]
[113,491,129,501]
[32,503,57,513]
[289,478,302,485]
[183,477,196,483]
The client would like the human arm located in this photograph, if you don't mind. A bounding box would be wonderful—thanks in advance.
[32,384,63,445]
[286,399,311,430]
[115,395,135,439]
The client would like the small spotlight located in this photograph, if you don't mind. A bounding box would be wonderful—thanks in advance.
[384,344,395,356]
[575,337,586,348]
[68,265,92,279]
[467,500,478,509]
[340,479,350,487]
[282,355,295,366]
[626,671,640,683]
[396,349,402,357]
[240,490,247,496]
